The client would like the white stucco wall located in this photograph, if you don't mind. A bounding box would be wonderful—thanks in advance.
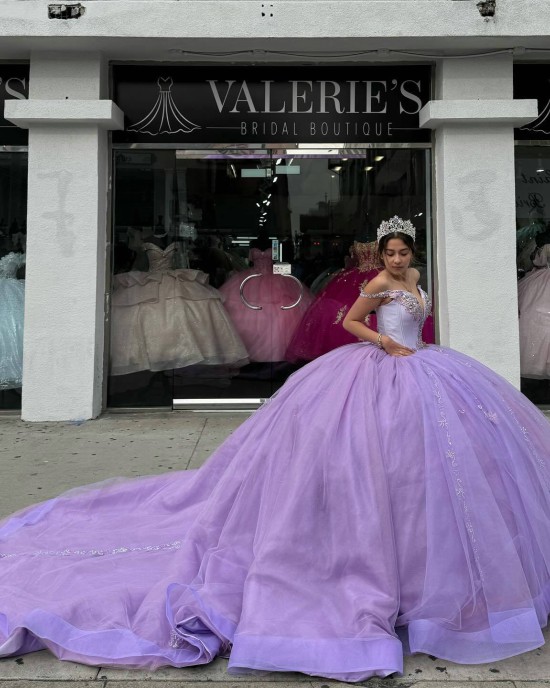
[7,53,114,421]
[1,0,550,58]
[428,54,529,385]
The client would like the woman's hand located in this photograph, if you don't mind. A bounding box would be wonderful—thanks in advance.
[380,335,415,357]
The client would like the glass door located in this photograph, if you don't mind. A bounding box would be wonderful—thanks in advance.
[107,146,432,409]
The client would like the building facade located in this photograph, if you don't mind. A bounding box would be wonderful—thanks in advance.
[0,0,549,420]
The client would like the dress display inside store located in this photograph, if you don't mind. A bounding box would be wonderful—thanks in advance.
[219,247,314,362]
[0,251,26,391]
[110,238,249,376]
[518,237,550,380]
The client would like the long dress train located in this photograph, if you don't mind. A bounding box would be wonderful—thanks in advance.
[2,285,550,681]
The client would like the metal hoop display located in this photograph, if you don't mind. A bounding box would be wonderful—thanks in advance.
[239,273,304,310]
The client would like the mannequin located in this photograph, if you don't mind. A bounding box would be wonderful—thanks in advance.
[518,228,550,383]
[249,230,273,253]
[109,221,249,375]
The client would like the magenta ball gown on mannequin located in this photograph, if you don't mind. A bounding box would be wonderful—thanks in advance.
[2,286,550,681]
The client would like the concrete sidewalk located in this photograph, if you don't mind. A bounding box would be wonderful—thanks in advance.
[1,410,550,687]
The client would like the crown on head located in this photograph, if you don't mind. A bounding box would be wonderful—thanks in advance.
[377,216,416,242]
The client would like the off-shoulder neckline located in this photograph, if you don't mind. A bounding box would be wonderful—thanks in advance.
[363,286,426,313]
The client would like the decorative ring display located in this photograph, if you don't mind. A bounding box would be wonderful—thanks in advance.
[238,273,304,310]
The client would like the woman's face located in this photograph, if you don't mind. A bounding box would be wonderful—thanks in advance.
[382,238,413,277]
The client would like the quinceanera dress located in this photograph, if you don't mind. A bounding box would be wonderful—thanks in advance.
[218,248,314,362]
[518,243,550,379]
[0,252,26,390]
[110,242,248,375]
[2,285,550,680]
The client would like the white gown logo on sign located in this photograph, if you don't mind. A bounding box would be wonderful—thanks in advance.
[520,95,550,136]
[127,77,201,135]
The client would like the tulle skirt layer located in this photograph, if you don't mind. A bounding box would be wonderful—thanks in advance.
[110,270,249,375]
[219,271,314,362]
[2,343,550,681]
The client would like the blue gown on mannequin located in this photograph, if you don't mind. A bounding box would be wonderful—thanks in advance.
[0,251,25,390]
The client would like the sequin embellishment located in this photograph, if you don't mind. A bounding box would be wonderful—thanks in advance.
[333,304,348,325]
[0,539,182,560]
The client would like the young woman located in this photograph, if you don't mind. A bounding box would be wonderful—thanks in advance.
[1,217,550,682]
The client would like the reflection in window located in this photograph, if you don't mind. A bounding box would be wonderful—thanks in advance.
[515,148,550,406]
[0,153,27,410]
[108,148,433,407]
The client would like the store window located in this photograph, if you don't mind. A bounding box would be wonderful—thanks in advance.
[108,146,433,408]
[515,146,550,406]
[0,152,28,410]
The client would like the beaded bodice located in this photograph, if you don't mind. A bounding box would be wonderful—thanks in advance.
[350,241,382,273]
[361,286,431,350]
[144,242,178,272]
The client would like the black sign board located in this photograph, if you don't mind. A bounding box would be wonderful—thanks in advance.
[113,65,432,144]
[0,65,29,145]
[514,64,550,140]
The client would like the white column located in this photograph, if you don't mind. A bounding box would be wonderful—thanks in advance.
[5,52,123,421]
[421,54,537,386]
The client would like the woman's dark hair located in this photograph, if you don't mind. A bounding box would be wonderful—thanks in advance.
[377,231,416,261]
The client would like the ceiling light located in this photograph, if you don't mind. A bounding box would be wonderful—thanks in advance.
[537,168,545,173]
[333,165,342,172]
[374,155,385,162]
[256,202,261,207]
[365,166,374,172]
[276,158,282,165]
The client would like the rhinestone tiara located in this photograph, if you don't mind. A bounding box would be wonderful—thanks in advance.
[377,216,416,241]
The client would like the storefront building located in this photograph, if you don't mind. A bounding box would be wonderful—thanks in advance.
[0,0,548,421]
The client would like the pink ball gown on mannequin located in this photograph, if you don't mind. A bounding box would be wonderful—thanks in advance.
[518,242,550,379]
[218,248,314,362]
[286,241,434,362]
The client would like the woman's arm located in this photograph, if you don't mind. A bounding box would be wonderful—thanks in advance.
[342,287,385,346]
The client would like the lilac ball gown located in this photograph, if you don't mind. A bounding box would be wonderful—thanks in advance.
[2,286,550,681]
